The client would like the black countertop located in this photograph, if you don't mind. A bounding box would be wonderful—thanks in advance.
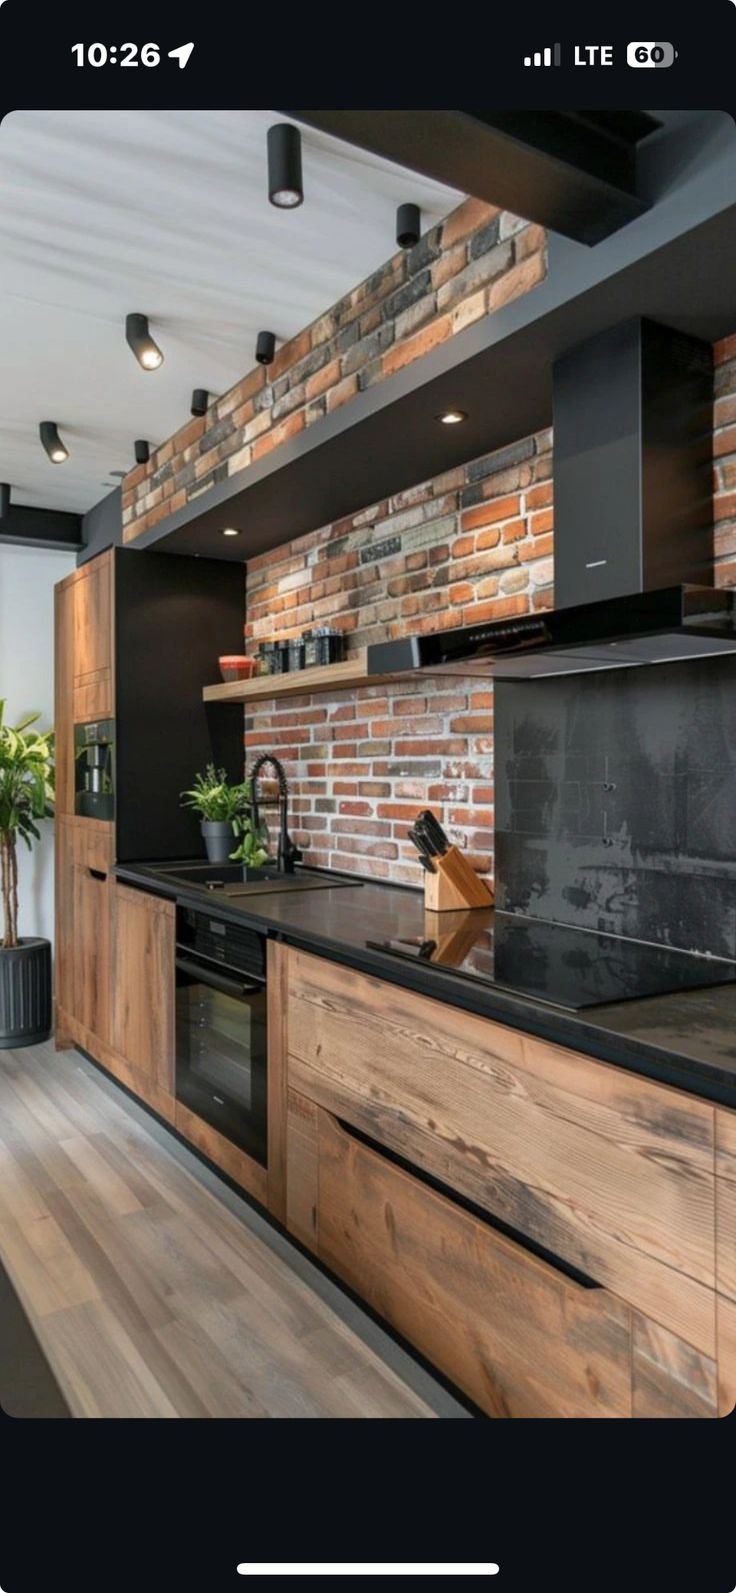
[116,861,736,1109]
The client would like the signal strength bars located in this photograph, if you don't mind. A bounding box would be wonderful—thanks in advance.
[523,43,561,66]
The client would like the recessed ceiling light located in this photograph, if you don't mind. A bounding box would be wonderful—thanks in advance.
[40,421,69,462]
[436,409,468,425]
[221,528,241,537]
[267,123,304,209]
[125,313,164,371]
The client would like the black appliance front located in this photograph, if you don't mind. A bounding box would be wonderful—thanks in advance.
[175,907,267,1166]
[74,718,115,819]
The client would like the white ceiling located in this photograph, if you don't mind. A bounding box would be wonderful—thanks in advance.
[0,110,462,516]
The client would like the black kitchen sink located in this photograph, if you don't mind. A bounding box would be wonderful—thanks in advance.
[155,862,358,896]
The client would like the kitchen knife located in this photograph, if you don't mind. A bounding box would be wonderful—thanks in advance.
[407,823,435,868]
[417,809,451,856]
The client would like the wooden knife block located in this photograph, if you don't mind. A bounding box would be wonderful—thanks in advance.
[424,845,494,912]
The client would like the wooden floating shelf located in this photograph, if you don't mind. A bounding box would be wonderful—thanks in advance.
[202,650,398,704]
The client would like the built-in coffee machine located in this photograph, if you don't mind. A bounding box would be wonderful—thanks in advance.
[74,719,115,819]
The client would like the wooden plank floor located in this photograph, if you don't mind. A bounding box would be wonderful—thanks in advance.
[0,1040,439,1419]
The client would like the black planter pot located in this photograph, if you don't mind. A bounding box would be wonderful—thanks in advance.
[0,938,52,1049]
[201,820,234,863]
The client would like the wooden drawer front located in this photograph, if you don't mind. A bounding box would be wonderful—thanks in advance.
[111,885,175,1096]
[72,552,112,684]
[73,673,113,725]
[716,1109,736,1414]
[287,949,716,1355]
[313,1105,633,1418]
[72,820,114,877]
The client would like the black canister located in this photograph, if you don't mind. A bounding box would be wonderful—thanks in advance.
[288,637,305,672]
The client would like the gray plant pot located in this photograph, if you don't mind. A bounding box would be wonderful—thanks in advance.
[0,938,52,1049]
[201,820,234,864]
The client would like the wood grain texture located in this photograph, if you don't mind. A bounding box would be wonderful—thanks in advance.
[72,864,112,1048]
[631,1313,717,1418]
[717,1295,736,1416]
[316,1108,633,1418]
[0,1040,433,1418]
[54,581,75,817]
[266,939,289,1222]
[286,1090,319,1249]
[110,885,175,1095]
[286,948,717,1355]
[71,552,112,687]
[174,1101,268,1207]
[57,1007,176,1126]
[715,1107,736,1303]
[424,845,494,911]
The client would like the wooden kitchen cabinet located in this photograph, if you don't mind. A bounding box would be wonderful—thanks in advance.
[110,883,175,1097]
[282,946,730,1418]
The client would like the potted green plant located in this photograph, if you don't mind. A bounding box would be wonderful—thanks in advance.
[181,765,261,864]
[0,702,55,1048]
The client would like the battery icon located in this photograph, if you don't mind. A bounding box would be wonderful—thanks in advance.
[627,41,677,67]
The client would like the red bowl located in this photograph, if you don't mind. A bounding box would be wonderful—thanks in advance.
[219,655,255,682]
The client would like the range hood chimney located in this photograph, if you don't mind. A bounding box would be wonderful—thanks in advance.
[367,318,736,680]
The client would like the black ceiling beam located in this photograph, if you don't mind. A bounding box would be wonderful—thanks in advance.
[284,110,657,245]
[0,503,82,551]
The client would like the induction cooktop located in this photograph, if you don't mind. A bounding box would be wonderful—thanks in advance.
[368,910,736,1011]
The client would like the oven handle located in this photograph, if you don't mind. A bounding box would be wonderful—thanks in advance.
[175,954,265,1000]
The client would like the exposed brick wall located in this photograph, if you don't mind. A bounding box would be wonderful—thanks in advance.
[246,334,736,888]
[121,198,547,542]
[245,430,553,884]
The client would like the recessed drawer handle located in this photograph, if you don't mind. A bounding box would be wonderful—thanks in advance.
[88,867,107,881]
[332,1112,601,1294]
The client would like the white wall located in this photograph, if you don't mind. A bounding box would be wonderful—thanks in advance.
[0,544,76,944]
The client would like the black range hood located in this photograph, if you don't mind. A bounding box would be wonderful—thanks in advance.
[367,319,735,679]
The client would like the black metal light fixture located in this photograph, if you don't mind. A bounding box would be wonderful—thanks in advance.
[191,388,209,417]
[396,203,421,249]
[40,421,69,463]
[134,439,150,465]
[267,123,304,209]
[255,330,276,366]
[0,483,9,518]
[125,312,164,371]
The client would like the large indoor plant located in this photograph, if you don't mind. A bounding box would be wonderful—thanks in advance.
[0,701,55,1047]
[181,764,266,864]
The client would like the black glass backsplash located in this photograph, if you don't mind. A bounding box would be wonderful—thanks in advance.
[495,655,736,959]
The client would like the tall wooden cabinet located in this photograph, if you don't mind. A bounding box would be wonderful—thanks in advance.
[54,546,244,1124]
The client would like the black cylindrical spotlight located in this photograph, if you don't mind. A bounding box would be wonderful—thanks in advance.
[134,439,150,466]
[191,388,209,417]
[396,203,421,249]
[125,312,164,371]
[0,483,10,518]
[40,421,69,463]
[267,123,304,209]
[256,330,276,366]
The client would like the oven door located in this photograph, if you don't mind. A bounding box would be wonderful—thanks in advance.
[175,950,267,1166]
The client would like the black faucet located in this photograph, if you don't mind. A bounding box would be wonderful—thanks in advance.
[249,753,303,874]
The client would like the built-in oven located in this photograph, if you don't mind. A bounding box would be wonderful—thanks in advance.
[175,906,267,1166]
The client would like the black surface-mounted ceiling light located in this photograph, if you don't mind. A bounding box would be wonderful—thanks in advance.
[40,421,69,463]
[255,330,276,366]
[267,123,304,209]
[125,312,164,371]
[0,483,9,518]
[191,389,209,417]
[396,203,421,249]
[436,408,468,425]
[134,439,150,465]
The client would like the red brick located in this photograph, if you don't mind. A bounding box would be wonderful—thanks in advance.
[525,482,553,509]
[530,508,553,535]
[487,251,546,312]
[462,494,521,532]
[327,374,359,411]
[306,358,340,400]
[271,328,311,381]
[714,491,736,522]
[442,198,500,248]
[383,315,453,375]
[715,334,736,365]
